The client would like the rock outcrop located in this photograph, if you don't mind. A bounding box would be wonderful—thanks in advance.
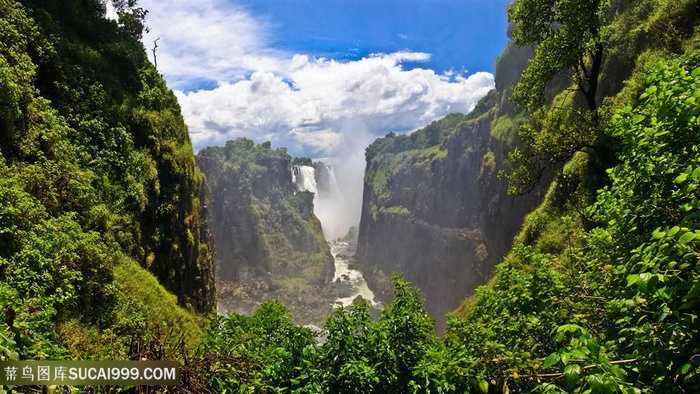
[357,40,546,332]
[197,139,335,325]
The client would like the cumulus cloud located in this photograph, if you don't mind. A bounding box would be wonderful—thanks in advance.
[141,0,287,89]
[141,0,494,155]
[176,55,494,155]
[140,0,495,235]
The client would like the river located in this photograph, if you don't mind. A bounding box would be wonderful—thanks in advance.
[328,238,379,309]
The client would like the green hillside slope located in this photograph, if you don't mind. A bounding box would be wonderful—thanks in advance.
[0,0,213,363]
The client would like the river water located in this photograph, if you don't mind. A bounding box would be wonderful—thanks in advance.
[292,164,379,311]
[329,239,377,308]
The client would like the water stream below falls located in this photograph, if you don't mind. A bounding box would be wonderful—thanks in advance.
[292,164,379,312]
[329,239,377,308]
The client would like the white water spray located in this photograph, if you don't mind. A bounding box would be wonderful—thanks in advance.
[292,164,376,307]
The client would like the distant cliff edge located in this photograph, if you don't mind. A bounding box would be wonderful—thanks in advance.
[357,36,545,332]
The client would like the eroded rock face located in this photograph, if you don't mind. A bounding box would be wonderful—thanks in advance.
[197,140,335,324]
[357,43,545,333]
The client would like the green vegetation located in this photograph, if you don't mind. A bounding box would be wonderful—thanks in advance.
[504,0,612,195]
[490,112,526,146]
[364,114,464,206]
[480,150,496,177]
[191,274,439,393]
[2,0,700,393]
[0,0,212,376]
[384,205,411,216]
[451,59,700,393]
[508,0,608,112]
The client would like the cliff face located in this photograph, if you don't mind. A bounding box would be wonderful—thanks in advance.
[0,0,216,313]
[197,139,335,324]
[357,40,544,332]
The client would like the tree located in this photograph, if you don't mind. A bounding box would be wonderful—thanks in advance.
[320,301,378,393]
[112,0,148,40]
[372,274,437,393]
[504,0,620,195]
[508,0,613,113]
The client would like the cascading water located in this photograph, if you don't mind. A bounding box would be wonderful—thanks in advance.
[292,164,377,308]
[329,240,377,307]
[293,165,318,194]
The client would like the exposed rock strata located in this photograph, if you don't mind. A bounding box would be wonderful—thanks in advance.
[357,42,546,333]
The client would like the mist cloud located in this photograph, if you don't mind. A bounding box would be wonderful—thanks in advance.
[141,0,494,235]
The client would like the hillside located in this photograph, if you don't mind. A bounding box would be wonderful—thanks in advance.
[356,28,544,333]
[446,0,700,391]
[0,0,213,362]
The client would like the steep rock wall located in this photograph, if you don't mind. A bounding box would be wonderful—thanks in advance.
[357,40,544,332]
[4,0,217,314]
[197,139,335,324]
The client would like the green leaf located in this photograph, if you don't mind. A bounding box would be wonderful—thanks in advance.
[681,363,693,375]
[564,364,581,388]
[693,167,700,179]
[479,379,489,393]
[561,353,570,365]
[543,353,561,369]
[556,324,584,335]
[652,228,666,239]
[675,173,688,184]
[587,340,601,360]
[679,232,696,245]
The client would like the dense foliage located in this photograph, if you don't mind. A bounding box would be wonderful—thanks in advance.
[3,0,700,393]
[190,275,439,394]
[0,0,213,374]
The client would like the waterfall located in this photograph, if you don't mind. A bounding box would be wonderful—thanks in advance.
[292,164,377,308]
[293,165,318,194]
[325,166,341,197]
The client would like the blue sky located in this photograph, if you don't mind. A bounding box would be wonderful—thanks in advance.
[135,0,511,154]
[130,0,511,236]
[243,1,509,77]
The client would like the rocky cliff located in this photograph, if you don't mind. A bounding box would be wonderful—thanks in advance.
[357,37,546,332]
[197,139,335,325]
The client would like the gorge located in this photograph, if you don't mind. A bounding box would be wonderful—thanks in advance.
[195,29,545,333]
[3,0,700,391]
[197,141,379,326]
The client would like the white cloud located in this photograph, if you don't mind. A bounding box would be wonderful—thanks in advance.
[141,0,287,89]
[176,54,493,156]
[141,0,494,156]
[105,1,118,21]
[141,0,495,235]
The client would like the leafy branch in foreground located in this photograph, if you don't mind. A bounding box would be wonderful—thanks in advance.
[537,60,700,393]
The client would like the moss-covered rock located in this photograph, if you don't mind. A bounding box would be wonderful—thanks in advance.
[197,139,335,325]
[357,26,546,333]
